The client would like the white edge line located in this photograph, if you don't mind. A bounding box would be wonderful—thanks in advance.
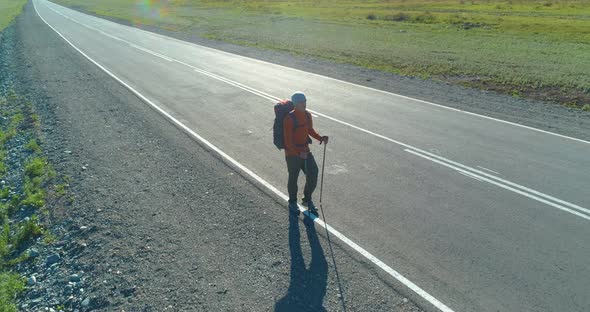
[44,0,590,146]
[54,5,285,103]
[51,7,175,63]
[46,0,590,219]
[404,149,590,221]
[34,2,456,312]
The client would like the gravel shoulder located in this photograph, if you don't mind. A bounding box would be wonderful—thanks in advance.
[5,2,425,311]
[53,1,590,141]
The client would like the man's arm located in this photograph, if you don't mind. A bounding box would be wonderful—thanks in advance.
[307,114,323,142]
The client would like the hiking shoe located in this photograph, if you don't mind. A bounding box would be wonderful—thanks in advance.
[302,200,319,216]
[307,206,319,216]
[288,202,299,215]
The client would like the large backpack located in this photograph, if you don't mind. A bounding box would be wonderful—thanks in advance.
[273,100,312,150]
[273,100,294,150]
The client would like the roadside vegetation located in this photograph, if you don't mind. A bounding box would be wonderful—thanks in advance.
[2,2,78,309]
[0,89,63,311]
[52,0,589,109]
[0,0,26,32]
[1,2,31,309]
[0,90,67,311]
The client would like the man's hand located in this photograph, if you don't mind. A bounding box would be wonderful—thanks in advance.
[299,152,309,159]
[320,136,329,145]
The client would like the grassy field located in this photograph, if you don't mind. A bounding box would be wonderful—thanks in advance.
[0,0,27,32]
[52,0,590,107]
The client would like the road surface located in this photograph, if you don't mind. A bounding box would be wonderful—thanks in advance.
[33,0,590,311]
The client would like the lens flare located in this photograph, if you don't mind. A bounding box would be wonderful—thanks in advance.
[134,0,170,26]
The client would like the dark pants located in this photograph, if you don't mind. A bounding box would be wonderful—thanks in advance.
[286,153,319,204]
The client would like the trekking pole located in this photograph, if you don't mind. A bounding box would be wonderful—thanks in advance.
[319,142,327,210]
[318,141,347,311]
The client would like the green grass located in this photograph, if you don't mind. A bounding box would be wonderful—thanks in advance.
[25,138,42,154]
[0,129,15,146]
[52,0,590,106]
[31,113,40,130]
[55,183,67,198]
[9,113,23,130]
[22,182,45,208]
[22,157,56,209]
[0,272,24,312]
[24,157,49,179]
[0,221,9,266]
[0,149,6,176]
[0,91,56,310]
[24,158,45,178]
[0,0,27,32]
[11,215,43,250]
[0,187,9,200]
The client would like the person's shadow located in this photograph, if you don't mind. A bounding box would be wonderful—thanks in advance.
[274,212,328,312]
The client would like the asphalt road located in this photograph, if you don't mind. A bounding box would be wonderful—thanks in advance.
[33,0,590,311]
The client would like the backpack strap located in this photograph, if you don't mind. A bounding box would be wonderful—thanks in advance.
[289,111,311,128]
[288,112,298,129]
[305,112,312,144]
[288,112,308,148]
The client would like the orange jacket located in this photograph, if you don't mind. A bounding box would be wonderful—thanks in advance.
[283,110,322,156]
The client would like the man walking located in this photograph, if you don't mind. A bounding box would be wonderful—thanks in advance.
[283,92,328,215]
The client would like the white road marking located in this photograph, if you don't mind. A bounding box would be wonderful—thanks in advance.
[416,149,590,217]
[51,7,276,100]
[459,171,484,182]
[43,0,590,222]
[313,98,590,220]
[327,164,349,175]
[34,2,456,312]
[191,68,277,102]
[130,44,173,62]
[477,166,500,175]
[50,9,173,62]
[404,149,590,220]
